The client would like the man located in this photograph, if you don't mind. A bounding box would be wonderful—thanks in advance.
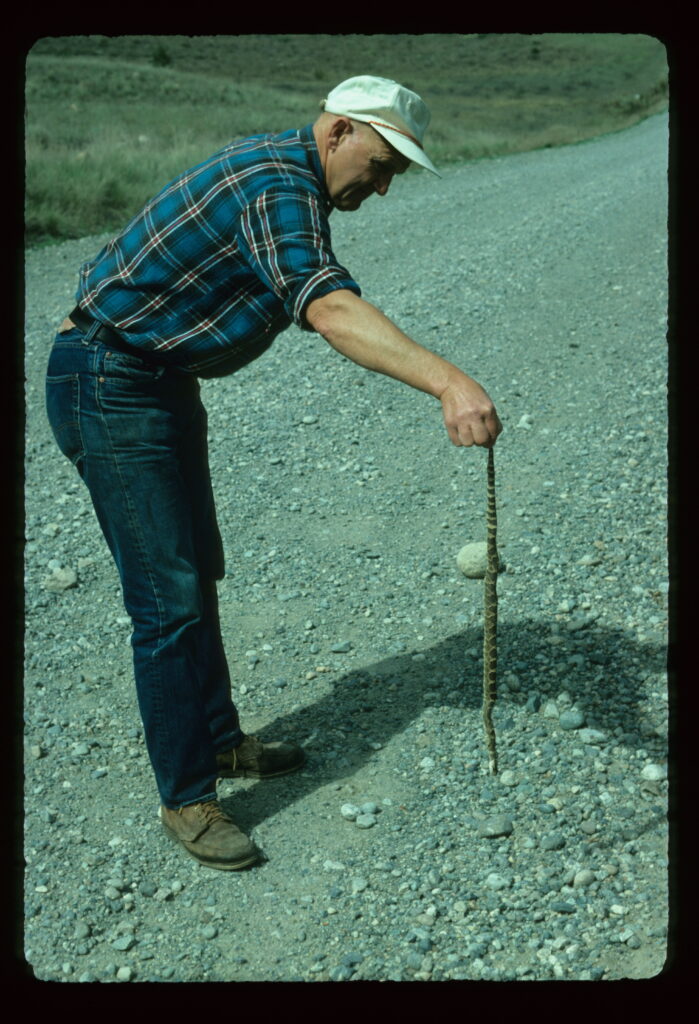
[45,76,502,871]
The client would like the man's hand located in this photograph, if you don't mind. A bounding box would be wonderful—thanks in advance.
[306,290,503,448]
[438,374,503,448]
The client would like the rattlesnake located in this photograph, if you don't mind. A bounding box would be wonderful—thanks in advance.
[482,446,499,775]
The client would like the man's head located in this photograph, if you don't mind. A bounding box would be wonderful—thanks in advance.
[314,75,440,211]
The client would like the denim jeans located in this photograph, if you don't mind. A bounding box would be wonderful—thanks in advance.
[45,328,243,808]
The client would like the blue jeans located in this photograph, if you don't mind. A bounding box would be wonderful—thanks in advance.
[45,327,243,808]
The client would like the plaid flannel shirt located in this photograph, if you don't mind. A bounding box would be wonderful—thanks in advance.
[76,124,361,377]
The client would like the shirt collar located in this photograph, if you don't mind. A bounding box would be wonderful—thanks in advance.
[299,123,332,213]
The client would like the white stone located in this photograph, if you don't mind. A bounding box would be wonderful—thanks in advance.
[43,566,78,592]
[543,700,559,719]
[456,542,487,579]
[641,763,667,781]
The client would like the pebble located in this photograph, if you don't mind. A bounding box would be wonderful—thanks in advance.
[359,802,380,815]
[116,966,133,982]
[484,872,513,890]
[641,763,666,781]
[578,728,607,744]
[559,708,586,730]
[573,870,597,888]
[477,814,514,838]
[354,814,377,829]
[541,833,566,851]
[43,566,78,592]
[350,877,369,894]
[340,803,359,821]
[456,542,488,579]
[551,902,576,914]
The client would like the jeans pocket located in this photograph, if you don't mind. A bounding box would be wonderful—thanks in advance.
[101,350,166,385]
[45,374,84,467]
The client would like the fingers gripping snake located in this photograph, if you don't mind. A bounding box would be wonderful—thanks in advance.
[482,447,499,775]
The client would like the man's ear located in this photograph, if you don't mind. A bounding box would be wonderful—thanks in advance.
[327,117,353,153]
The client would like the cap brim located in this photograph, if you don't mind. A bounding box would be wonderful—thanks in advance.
[355,117,441,177]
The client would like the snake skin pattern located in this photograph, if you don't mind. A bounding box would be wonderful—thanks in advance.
[482,447,499,775]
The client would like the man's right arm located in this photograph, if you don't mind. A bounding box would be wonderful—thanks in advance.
[305,289,502,448]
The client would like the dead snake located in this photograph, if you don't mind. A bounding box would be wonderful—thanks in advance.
[482,446,499,775]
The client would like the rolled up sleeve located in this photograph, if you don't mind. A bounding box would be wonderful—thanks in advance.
[237,188,361,329]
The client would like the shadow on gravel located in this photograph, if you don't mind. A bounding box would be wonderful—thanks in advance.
[221,619,666,832]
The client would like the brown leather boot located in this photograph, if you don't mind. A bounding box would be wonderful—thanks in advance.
[160,799,260,870]
[216,734,305,779]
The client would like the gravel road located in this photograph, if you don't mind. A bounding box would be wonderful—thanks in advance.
[23,112,670,982]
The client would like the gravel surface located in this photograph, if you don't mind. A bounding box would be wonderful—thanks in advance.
[23,113,670,982]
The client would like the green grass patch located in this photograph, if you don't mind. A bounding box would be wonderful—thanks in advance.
[24,34,668,246]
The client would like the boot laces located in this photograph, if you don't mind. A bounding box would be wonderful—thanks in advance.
[187,800,229,826]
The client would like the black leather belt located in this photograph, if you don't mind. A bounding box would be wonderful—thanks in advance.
[69,306,159,364]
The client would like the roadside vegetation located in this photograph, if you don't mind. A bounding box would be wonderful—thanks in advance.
[24,33,668,246]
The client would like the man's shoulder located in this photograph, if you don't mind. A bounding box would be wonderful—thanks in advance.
[222,125,326,204]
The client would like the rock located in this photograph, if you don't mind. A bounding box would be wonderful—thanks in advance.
[573,869,596,888]
[499,770,518,787]
[340,803,359,821]
[543,700,559,719]
[341,952,364,968]
[456,542,488,578]
[359,802,380,815]
[641,763,666,781]
[456,542,505,579]
[355,814,377,829]
[478,815,515,839]
[578,553,602,566]
[415,906,438,925]
[578,728,606,744]
[484,872,513,890]
[329,965,354,981]
[559,708,586,730]
[541,833,566,851]
[112,935,135,951]
[116,966,133,981]
[43,566,78,592]
[330,641,352,653]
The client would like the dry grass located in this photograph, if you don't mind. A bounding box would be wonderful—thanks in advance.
[24,33,668,245]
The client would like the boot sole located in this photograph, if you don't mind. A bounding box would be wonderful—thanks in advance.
[162,822,260,871]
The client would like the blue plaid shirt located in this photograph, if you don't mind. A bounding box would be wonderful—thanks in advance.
[76,124,361,377]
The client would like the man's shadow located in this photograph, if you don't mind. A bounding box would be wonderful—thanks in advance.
[220,618,667,832]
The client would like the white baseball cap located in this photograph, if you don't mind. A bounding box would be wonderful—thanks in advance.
[322,75,441,177]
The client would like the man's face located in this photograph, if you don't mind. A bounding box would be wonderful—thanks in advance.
[325,120,410,211]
